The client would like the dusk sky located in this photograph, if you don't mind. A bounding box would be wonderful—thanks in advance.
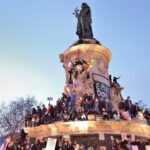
[0,0,150,106]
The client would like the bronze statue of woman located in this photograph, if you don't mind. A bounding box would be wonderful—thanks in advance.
[75,3,93,39]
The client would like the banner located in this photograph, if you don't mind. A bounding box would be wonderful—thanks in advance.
[146,145,150,150]
[121,133,127,141]
[63,134,70,140]
[46,138,57,150]
[92,73,110,100]
[132,145,138,150]
[99,133,105,140]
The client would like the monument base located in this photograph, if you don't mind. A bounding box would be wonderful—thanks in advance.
[24,120,150,140]
[71,38,101,47]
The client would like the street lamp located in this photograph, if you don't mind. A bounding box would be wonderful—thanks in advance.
[47,97,53,104]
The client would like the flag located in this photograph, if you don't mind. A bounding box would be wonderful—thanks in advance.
[121,111,131,121]
[90,59,97,66]
[64,86,70,95]
[138,100,147,109]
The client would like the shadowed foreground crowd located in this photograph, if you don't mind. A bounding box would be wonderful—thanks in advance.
[24,92,150,127]
[2,130,150,150]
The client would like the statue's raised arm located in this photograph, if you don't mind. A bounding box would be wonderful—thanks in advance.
[75,3,93,39]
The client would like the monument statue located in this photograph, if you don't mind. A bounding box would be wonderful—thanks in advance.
[74,3,93,39]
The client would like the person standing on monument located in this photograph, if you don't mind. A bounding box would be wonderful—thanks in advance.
[125,96,132,116]
[75,3,93,39]
[69,91,77,113]
[113,76,120,86]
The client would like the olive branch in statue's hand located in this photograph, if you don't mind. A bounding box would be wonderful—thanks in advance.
[73,7,80,18]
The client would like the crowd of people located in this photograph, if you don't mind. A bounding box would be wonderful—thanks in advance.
[0,129,46,150]
[2,74,150,149]
[104,138,150,150]
[24,91,150,127]
[2,130,150,150]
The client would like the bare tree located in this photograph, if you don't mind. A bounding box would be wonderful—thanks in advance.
[0,96,37,137]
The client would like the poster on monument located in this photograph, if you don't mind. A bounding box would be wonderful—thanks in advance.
[46,138,57,150]
[132,145,138,150]
[100,146,106,150]
[99,133,105,140]
[63,134,70,140]
[121,133,127,141]
[92,73,110,100]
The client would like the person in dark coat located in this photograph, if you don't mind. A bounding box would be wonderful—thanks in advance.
[36,106,42,118]
[125,96,132,115]
[98,99,106,112]
[113,76,120,85]
[30,144,37,150]
[118,99,126,111]
[132,103,140,117]
[106,100,113,119]
[41,104,47,116]
[32,107,37,115]
[20,129,28,142]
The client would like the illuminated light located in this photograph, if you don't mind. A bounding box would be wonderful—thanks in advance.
[67,121,90,132]
[68,62,72,67]
[90,59,97,66]
[146,145,150,150]
[63,44,112,63]
[24,121,150,139]
[50,126,57,134]
[88,65,93,69]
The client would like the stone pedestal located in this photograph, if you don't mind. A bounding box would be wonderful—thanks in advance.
[24,120,150,139]
[60,43,112,98]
